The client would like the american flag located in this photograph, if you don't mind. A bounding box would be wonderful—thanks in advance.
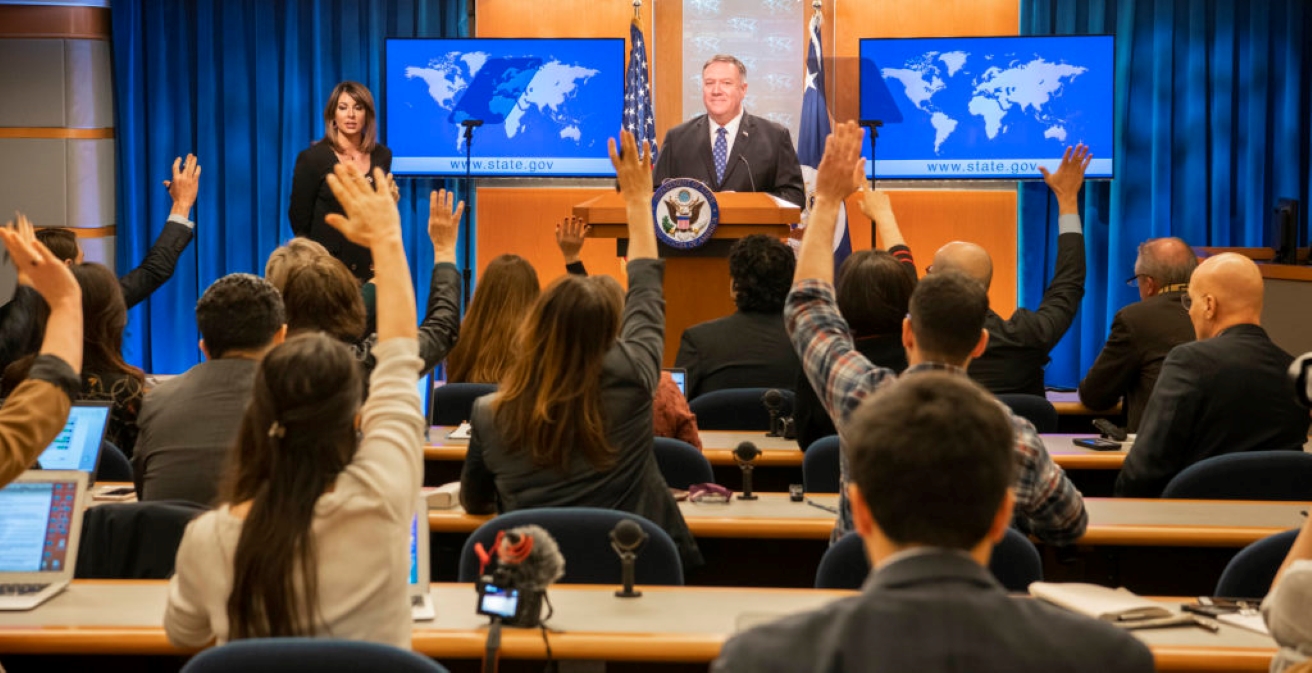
[797,9,851,267]
[623,18,658,161]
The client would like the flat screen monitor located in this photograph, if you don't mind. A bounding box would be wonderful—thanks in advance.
[385,38,625,177]
[859,35,1114,180]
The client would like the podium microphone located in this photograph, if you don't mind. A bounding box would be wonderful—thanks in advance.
[734,441,761,501]
[610,519,648,598]
[761,389,784,437]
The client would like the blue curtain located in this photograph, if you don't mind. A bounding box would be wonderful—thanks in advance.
[1019,0,1311,388]
[111,0,469,374]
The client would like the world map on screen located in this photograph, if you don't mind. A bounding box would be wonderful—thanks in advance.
[860,36,1114,179]
[386,39,623,176]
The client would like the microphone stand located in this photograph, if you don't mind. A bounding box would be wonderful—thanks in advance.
[738,460,758,501]
[615,550,642,598]
[459,120,482,309]
[859,119,884,189]
[482,616,502,673]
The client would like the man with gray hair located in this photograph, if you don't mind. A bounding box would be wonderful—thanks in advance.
[653,54,805,206]
[1079,237,1197,431]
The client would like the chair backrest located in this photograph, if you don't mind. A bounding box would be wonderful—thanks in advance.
[96,441,133,483]
[429,382,497,426]
[180,638,450,673]
[689,387,794,431]
[815,529,1043,592]
[458,508,683,586]
[652,438,714,489]
[75,500,207,579]
[802,435,841,494]
[1215,529,1299,599]
[995,394,1058,433]
[1162,451,1312,501]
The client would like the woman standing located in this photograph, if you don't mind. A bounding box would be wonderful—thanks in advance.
[289,81,398,281]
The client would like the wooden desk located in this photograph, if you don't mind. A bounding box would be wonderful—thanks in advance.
[0,581,1275,671]
[1046,390,1120,416]
[429,427,1125,472]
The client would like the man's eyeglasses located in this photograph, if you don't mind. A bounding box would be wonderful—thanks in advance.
[1181,293,1194,311]
[1126,274,1150,288]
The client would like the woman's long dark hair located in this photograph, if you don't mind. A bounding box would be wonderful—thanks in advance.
[72,264,144,383]
[222,333,362,639]
[493,275,623,471]
[446,255,540,383]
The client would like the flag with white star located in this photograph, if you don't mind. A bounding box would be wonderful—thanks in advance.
[797,9,851,266]
[623,18,658,162]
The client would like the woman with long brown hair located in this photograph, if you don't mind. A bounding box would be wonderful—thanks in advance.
[444,254,539,383]
[289,81,398,281]
[460,132,701,567]
[166,164,440,646]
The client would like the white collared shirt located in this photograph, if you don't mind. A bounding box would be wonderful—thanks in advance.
[708,108,745,161]
[875,545,975,571]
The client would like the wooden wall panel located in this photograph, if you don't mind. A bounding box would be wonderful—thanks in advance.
[475,186,626,287]
[0,5,110,40]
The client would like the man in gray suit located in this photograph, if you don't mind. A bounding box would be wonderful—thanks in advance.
[712,372,1154,673]
[133,274,286,505]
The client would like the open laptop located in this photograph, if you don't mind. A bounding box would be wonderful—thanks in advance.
[410,500,435,621]
[0,471,89,610]
[663,367,687,397]
[35,401,111,485]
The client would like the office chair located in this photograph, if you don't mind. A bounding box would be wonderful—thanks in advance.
[459,508,683,586]
[689,387,794,431]
[75,500,207,579]
[1162,451,1312,501]
[802,435,841,494]
[96,441,133,483]
[816,528,1042,592]
[180,638,450,673]
[996,394,1058,433]
[653,437,714,489]
[1215,529,1299,599]
[429,382,496,426]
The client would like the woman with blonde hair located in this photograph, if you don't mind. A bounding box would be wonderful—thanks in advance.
[445,254,539,383]
[460,132,701,568]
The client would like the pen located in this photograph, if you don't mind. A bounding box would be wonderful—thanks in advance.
[806,499,838,514]
[1191,615,1220,633]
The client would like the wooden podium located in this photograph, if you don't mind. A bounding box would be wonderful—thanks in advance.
[573,192,801,366]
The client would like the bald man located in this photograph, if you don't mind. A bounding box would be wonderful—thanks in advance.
[936,146,1090,396]
[1115,253,1310,497]
[1078,238,1198,431]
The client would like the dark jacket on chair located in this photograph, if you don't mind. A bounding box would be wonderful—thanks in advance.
[460,260,703,568]
[1116,324,1310,497]
[76,500,207,579]
[712,550,1154,673]
[1078,288,1194,432]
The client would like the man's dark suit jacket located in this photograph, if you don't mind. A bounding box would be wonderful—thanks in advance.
[1116,324,1310,497]
[712,551,1154,673]
[120,219,194,310]
[674,311,801,400]
[1078,289,1195,432]
[969,232,1086,396]
[653,112,805,207]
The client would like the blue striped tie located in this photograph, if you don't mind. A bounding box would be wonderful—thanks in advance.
[713,126,728,184]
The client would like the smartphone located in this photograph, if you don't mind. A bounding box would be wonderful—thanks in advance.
[93,486,136,501]
[477,583,521,620]
[1072,437,1123,451]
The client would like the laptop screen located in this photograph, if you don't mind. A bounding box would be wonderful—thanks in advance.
[0,480,78,573]
[409,512,421,585]
[37,403,110,474]
[663,368,686,397]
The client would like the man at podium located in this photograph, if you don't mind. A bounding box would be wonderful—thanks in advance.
[653,55,805,207]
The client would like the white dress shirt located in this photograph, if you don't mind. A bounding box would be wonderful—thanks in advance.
[707,108,745,161]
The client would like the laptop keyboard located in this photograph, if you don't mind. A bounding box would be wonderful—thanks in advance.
[0,583,50,596]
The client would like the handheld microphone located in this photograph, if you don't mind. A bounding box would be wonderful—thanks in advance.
[610,519,648,598]
[761,389,784,437]
[734,441,761,501]
[1092,418,1127,442]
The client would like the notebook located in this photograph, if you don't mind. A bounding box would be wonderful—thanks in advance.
[663,367,687,397]
[35,402,111,485]
[0,471,89,611]
[1029,582,1173,622]
[409,501,435,621]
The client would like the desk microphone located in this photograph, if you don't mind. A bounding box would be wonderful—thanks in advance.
[737,154,758,193]
[610,519,648,598]
[761,389,785,437]
[734,441,761,501]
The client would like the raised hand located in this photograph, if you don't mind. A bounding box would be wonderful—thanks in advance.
[1,215,79,309]
[428,189,463,265]
[1039,144,1091,214]
[387,172,401,203]
[163,154,201,218]
[555,216,589,264]
[608,129,654,203]
[814,121,866,204]
[324,165,402,249]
